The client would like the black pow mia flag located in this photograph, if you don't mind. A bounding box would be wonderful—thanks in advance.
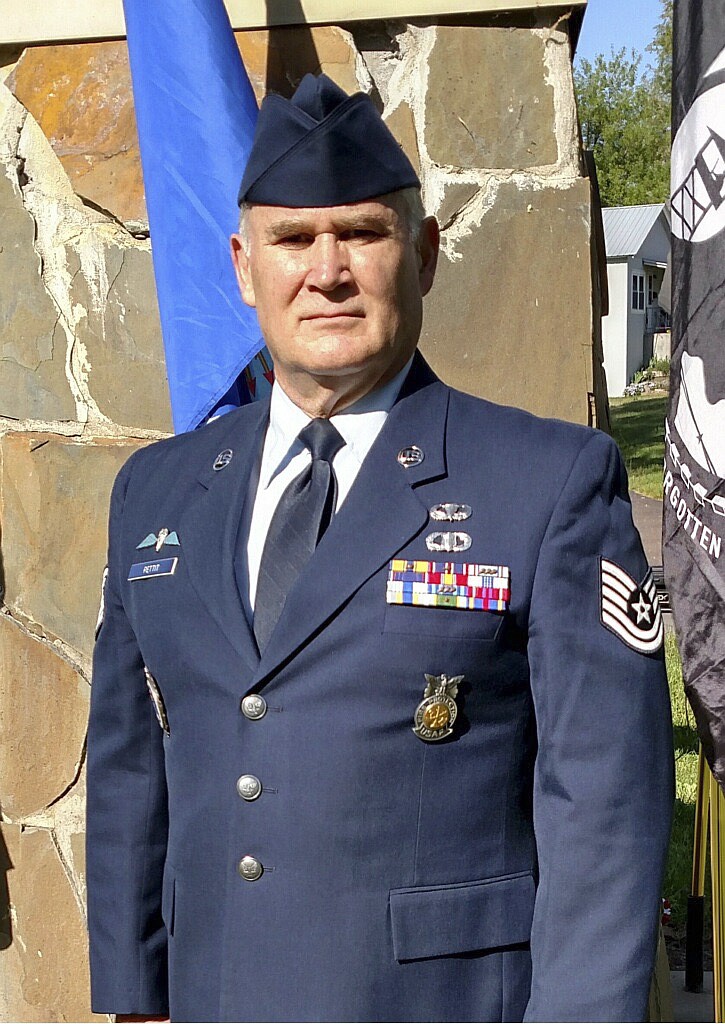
[664,0,725,788]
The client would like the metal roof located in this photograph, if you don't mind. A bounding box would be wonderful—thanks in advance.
[602,204,665,258]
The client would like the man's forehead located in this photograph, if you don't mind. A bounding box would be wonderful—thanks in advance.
[248,197,403,231]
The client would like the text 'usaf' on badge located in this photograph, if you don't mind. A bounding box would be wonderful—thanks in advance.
[413,674,463,742]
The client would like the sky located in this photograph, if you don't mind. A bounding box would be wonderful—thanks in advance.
[575,0,665,67]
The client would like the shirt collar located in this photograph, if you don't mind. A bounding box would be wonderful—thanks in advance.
[260,355,415,488]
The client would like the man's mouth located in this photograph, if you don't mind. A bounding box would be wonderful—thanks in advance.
[301,311,364,320]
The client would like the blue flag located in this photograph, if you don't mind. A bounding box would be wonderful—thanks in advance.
[123,0,271,433]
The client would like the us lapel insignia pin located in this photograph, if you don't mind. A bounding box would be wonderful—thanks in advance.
[144,667,170,735]
[426,531,472,553]
[136,528,180,552]
[430,502,472,522]
[213,448,233,471]
[397,446,424,468]
[413,674,463,742]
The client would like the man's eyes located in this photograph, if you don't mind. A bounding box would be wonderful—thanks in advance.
[273,228,384,247]
[341,229,382,242]
[276,234,313,247]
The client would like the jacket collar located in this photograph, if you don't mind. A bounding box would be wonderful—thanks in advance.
[181,397,270,672]
[179,352,449,683]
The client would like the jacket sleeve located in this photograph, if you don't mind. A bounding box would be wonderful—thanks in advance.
[86,452,170,1016]
[524,431,674,1023]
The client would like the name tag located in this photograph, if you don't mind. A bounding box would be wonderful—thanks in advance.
[128,557,179,581]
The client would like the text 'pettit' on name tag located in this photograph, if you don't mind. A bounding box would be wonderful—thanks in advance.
[128,557,179,581]
[386,560,510,611]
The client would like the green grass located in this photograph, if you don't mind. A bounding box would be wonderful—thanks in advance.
[663,631,711,958]
[609,393,668,499]
[609,395,703,957]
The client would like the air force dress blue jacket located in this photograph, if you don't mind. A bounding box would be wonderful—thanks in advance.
[86,356,674,1022]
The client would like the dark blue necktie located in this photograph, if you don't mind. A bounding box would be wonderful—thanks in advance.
[253,418,346,651]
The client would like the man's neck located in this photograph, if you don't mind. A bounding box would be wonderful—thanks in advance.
[273,353,416,419]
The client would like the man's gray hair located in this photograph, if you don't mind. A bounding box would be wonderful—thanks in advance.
[237,186,426,253]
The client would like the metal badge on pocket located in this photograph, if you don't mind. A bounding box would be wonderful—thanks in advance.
[413,674,463,742]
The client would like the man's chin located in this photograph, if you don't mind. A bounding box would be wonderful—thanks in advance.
[293,339,383,378]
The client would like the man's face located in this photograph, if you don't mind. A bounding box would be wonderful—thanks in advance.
[230,195,439,396]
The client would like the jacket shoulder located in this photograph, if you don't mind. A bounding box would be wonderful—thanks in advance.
[446,386,609,461]
[118,402,264,478]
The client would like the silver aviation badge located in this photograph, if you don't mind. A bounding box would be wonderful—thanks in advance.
[426,531,472,553]
[429,503,472,522]
[413,674,464,742]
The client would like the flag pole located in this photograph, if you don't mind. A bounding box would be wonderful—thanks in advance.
[686,746,710,991]
[711,772,725,1022]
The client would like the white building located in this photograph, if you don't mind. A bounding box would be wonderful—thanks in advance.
[601,204,670,397]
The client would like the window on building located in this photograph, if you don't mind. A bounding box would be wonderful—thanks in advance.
[632,274,645,311]
[647,273,657,306]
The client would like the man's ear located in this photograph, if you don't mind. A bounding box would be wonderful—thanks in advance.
[230,234,257,308]
[417,217,440,297]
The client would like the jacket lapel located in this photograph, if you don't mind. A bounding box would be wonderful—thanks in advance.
[252,359,449,688]
[179,399,269,672]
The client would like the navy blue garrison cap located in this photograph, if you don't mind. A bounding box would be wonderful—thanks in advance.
[237,73,420,207]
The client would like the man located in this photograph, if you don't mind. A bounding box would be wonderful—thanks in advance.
[87,74,674,1023]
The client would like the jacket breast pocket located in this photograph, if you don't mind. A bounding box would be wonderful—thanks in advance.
[389,870,534,962]
[383,602,505,642]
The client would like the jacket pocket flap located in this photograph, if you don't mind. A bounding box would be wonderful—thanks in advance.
[389,871,534,962]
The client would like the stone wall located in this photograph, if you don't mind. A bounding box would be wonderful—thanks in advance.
[0,13,603,1020]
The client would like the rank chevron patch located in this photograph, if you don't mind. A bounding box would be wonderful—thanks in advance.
[600,558,664,654]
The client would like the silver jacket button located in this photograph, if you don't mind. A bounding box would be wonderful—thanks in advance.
[238,856,263,881]
[241,694,267,720]
[237,774,263,801]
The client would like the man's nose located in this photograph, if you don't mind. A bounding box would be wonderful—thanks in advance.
[305,235,351,291]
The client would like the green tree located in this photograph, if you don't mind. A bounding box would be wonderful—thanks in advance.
[574,0,672,207]
[648,0,673,100]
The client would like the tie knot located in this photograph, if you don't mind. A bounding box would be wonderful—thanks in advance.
[298,418,346,463]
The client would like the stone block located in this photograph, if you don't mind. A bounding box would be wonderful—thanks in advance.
[425,25,557,169]
[0,824,102,1022]
[236,25,361,101]
[436,181,480,230]
[51,765,88,903]
[0,615,88,820]
[0,46,23,83]
[421,180,593,424]
[384,101,421,178]
[71,242,172,432]
[8,29,362,229]
[0,433,149,660]
[0,160,75,422]
[8,41,146,227]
